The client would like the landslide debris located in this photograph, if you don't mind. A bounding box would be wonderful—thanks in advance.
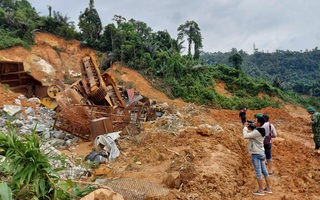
[0,33,319,200]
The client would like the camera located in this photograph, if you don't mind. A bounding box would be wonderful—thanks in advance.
[246,120,256,130]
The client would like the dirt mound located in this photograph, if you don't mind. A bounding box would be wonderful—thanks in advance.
[215,81,232,98]
[0,33,319,199]
[0,33,98,85]
[107,63,187,108]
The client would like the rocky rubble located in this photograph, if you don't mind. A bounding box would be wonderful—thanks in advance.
[0,95,88,179]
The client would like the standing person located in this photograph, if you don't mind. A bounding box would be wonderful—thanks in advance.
[307,107,320,150]
[243,116,272,196]
[239,108,247,125]
[262,114,277,175]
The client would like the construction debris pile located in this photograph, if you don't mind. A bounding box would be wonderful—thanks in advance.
[0,56,158,142]
[0,55,162,183]
[53,55,157,141]
[0,94,89,177]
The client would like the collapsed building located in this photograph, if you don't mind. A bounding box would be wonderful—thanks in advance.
[0,56,157,141]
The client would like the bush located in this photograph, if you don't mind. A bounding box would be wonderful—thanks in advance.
[0,123,93,199]
[0,35,29,49]
[0,30,30,49]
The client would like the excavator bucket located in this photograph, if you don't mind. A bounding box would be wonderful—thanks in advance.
[41,97,58,110]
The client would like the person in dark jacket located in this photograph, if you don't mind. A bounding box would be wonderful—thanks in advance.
[239,108,247,125]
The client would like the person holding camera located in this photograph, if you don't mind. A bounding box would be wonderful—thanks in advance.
[243,116,272,196]
[262,114,277,175]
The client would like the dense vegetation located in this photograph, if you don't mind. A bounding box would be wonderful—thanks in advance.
[0,0,319,111]
[201,48,320,97]
[0,122,93,199]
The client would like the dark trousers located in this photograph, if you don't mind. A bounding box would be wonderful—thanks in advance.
[241,117,246,125]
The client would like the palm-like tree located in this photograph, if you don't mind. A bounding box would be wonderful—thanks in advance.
[177,20,203,59]
[171,38,185,55]
[53,11,74,26]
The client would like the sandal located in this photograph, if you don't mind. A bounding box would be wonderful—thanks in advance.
[268,171,274,175]
[252,190,265,196]
[263,188,273,194]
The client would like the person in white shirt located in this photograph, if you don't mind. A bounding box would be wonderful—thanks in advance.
[262,114,277,175]
[243,116,272,196]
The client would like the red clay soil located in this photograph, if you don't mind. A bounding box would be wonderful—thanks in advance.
[0,33,319,200]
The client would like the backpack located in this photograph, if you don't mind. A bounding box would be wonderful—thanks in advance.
[264,135,271,144]
[264,124,275,144]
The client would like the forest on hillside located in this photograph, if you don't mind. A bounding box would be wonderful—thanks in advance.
[201,48,320,97]
[0,0,319,110]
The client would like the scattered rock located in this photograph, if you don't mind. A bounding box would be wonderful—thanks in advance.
[196,124,224,136]
[163,171,181,189]
[80,188,124,200]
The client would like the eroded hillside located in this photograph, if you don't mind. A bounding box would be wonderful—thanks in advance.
[0,33,319,200]
[0,33,98,85]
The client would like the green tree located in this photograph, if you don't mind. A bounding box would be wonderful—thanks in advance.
[36,7,78,40]
[229,53,243,70]
[47,5,52,17]
[171,37,185,55]
[153,30,173,52]
[0,0,39,43]
[101,23,117,52]
[128,18,152,38]
[0,0,15,10]
[142,40,159,58]
[78,0,102,44]
[177,20,203,59]
[272,75,284,89]
[112,14,126,27]
[52,11,73,27]
[0,7,6,26]
[114,22,141,63]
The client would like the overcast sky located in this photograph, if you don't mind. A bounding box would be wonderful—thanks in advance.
[28,0,320,54]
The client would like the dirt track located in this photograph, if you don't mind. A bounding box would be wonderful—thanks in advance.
[0,33,319,199]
